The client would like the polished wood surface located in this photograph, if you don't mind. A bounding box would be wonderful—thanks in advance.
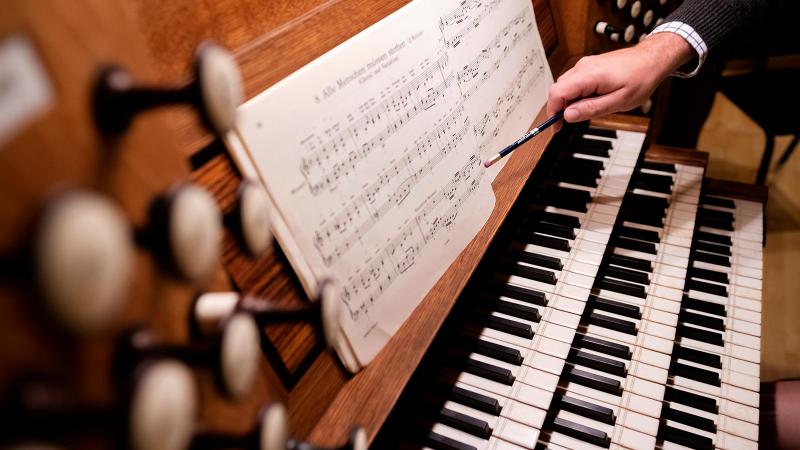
[129,0,571,444]
[3,0,762,448]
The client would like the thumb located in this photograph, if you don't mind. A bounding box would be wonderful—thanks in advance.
[563,90,627,123]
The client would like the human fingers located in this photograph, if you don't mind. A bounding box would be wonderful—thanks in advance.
[562,89,628,123]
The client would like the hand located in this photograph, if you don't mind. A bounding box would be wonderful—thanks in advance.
[547,32,695,131]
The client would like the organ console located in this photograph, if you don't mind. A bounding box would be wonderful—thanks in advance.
[0,1,770,450]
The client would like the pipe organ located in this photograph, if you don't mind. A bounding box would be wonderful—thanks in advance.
[0,1,767,449]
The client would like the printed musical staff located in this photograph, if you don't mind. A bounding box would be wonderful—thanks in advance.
[313,107,471,266]
[473,48,546,140]
[456,9,534,99]
[440,0,503,48]
[299,54,455,195]
[340,154,484,321]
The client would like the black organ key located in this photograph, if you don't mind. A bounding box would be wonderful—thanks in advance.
[528,221,576,240]
[599,277,647,299]
[603,265,650,286]
[551,416,611,448]
[490,299,541,323]
[694,240,732,257]
[491,283,547,306]
[523,231,572,252]
[670,361,721,387]
[570,349,627,377]
[701,196,736,209]
[664,386,719,414]
[438,407,493,439]
[541,186,591,213]
[530,209,581,229]
[698,214,734,231]
[672,344,722,369]
[511,249,563,271]
[575,334,632,360]
[683,296,726,317]
[591,296,642,319]
[503,261,557,285]
[557,395,616,425]
[463,336,523,365]
[641,160,677,173]
[586,126,618,138]
[659,424,714,450]
[608,254,652,272]
[560,154,606,173]
[618,225,661,243]
[484,315,534,339]
[688,267,729,284]
[448,385,502,416]
[661,404,717,433]
[679,309,725,331]
[699,207,735,224]
[626,192,670,210]
[557,170,600,188]
[569,145,611,158]
[634,172,674,192]
[426,431,477,450]
[686,279,728,297]
[619,207,666,228]
[565,365,623,395]
[691,249,731,267]
[613,236,657,255]
[574,136,613,150]
[588,311,638,335]
[677,323,724,347]
[695,230,732,246]
[462,358,515,385]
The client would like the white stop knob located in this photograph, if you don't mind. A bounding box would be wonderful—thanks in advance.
[193,291,240,336]
[643,9,655,27]
[616,0,628,9]
[318,278,342,349]
[196,43,243,135]
[219,312,261,399]
[129,360,197,450]
[624,25,636,43]
[350,427,368,450]
[36,190,133,334]
[259,403,289,450]
[168,184,222,283]
[630,1,642,18]
[238,180,272,257]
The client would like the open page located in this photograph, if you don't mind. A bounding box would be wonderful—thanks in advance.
[232,0,553,371]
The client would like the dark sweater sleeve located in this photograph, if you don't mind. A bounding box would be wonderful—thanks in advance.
[665,0,772,54]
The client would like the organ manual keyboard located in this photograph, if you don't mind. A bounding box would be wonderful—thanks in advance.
[377,120,768,449]
[0,1,768,449]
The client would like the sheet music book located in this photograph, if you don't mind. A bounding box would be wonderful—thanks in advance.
[229,0,553,371]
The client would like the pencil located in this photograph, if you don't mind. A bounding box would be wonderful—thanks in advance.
[483,110,564,168]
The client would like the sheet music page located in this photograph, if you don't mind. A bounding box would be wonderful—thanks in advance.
[234,0,553,370]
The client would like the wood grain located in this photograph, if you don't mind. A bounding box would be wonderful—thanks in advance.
[646,144,709,167]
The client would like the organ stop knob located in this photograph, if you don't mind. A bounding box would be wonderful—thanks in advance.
[118,313,260,400]
[94,42,243,135]
[147,183,222,283]
[1,360,197,450]
[35,190,134,334]
[228,179,273,257]
[630,0,642,18]
[595,22,636,43]
[129,360,198,450]
[193,278,342,349]
[643,9,655,27]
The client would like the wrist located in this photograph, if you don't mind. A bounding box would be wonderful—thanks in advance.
[638,32,695,78]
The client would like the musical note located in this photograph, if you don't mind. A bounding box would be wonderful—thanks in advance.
[234,0,553,369]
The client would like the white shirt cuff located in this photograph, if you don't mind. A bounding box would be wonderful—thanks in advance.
[647,21,708,78]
